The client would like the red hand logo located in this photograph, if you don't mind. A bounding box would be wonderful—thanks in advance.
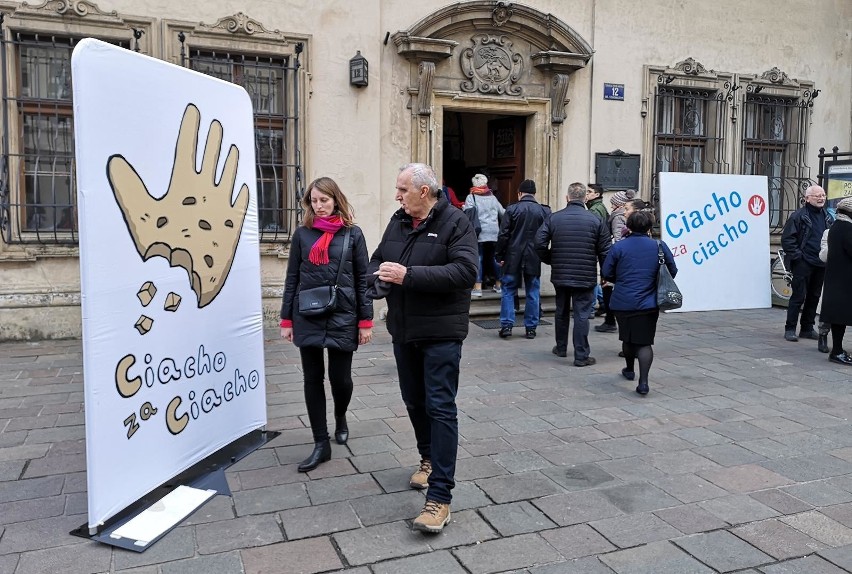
[748,195,765,216]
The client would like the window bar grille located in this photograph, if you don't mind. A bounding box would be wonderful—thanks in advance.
[0,13,11,245]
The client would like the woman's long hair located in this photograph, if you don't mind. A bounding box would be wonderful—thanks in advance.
[301,176,355,228]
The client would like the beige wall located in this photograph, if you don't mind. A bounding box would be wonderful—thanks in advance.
[0,0,850,339]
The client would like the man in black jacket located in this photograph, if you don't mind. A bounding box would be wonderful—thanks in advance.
[495,179,551,339]
[780,185,833,342]
[369,163,478,533]
[535,182,612,366]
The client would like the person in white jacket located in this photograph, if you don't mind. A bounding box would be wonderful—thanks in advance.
[464,173,505,296]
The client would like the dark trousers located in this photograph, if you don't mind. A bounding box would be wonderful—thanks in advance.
[602,284,615,325]
[785,260,825,333]
[554,286,596,361]
[393,340,462,504]
[299,346,354,443]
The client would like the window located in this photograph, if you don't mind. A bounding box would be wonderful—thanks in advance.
[186,48,302,242]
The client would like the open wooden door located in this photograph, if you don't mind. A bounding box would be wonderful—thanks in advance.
[487,116,526,206]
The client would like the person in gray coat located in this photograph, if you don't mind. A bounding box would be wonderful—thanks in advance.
[535,182,612,366]
[464,173,505,296]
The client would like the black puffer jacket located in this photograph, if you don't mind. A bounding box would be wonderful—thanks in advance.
[534,200,612,289]
[781,204,834,267]
[280,225,372,352]
[495,195,551,277]
[368,198,478,344]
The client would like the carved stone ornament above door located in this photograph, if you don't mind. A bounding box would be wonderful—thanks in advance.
[460,35,524,96]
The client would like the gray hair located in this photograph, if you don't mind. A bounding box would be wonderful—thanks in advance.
[567,182,587,201]
[400,163,440,198]
[805,185,826,197]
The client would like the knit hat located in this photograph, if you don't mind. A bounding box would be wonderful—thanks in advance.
[519,179,536,194]
[610,188,636,208]
[471,173,488,187]
[837,197,852,216]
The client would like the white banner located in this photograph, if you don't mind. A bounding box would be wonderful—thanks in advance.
[72,39,266,528]
[659,173,770,312]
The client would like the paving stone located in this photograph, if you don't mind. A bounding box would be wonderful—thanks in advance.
[819,544,852,571]
[161,551,245,574]
[692,443,766,466]
[333,521,431,565]
[476,471,562,504]
[113,527,195,570]
[492,449,552,473]
[672,427,732,447]
[0,494,65,524]
[781,481,852,507]
[821,502,852,528]
[372,549,467,574]
[749,489,814,515]
[13,541,111,574]
[350,490,424,525]
[533,490,623,526]
[732,518,826,560]
[305,473,383,505]
[698,494,779,525]
[540,463,617,491]
[598,540,714,574]
[654,473,727,503]
[588,437,655,459]
[449,481,492,511]
[595,457,667,482]
[242,537,342,574]
[346,435,401,456]
[537,523,615,559]
[673,529,772,572]
[181,494,236,525]
[350,452,400,473]
[0,475,63,503]
[479,501,557,536]
[0,555,19,574]
[529,556,615,574]
[760,454,852,482]
[427,509,499,550]
[590,512,682,548]
[196,514,283,554]
[599,482,681,513]
[643,451,721,475]
[233,482,309,516]
[780,511,852,547]
[0,460,24,481]
[700,464,793,493]
[654,503,730,534]
[455,455,510,480]
[0,514,87,554]
[279,500,361,539]
[453,532,562,574]
[535,443,609,465]
[760,555,849,573]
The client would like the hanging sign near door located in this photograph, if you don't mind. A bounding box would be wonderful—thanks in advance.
[604,83,625,101]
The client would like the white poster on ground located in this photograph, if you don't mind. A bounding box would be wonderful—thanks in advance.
[72,39,266,529]
[659,173,770,312]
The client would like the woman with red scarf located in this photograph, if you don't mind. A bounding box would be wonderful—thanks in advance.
[280,177,373,472]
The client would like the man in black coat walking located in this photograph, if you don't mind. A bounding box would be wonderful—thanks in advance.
[535,182,612,366]
[368,163,478,533]
[495,179,551,339]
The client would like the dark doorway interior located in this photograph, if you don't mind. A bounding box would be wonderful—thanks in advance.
[442,111,527,207]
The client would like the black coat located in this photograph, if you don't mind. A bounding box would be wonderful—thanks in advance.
[819,218,852,326]
[495,195,551,277]
[368,198,478,344]
[280,225,372,352]
[534,200,612,289]
[781,205,834,267]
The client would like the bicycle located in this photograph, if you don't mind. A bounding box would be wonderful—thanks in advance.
[770,249,793,302]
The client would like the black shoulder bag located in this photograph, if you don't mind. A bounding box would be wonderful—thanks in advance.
[465,194,482,236]
[656,240,683,311]
[298,227,351,316]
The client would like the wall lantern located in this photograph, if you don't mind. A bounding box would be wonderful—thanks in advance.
[349,51,368,87]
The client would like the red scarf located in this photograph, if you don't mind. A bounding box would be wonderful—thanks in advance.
[469,185,490,196]
[309,215,345,265]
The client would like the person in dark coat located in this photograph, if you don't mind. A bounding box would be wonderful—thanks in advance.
[602,210,677,395]
[368,163,478,533]
[780,185,834,342]
[280,177,373,472]
[495,179,551,339]
[817,197,852,365]
[534,182,612,366]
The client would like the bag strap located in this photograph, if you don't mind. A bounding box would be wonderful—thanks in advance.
[333,227,351,287]
[656,240,665,266]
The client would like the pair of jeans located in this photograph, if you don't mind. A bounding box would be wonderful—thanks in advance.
[393,340,462,504]
[299,346,354,443]
[500,273,541,329]
[554,286,596,360]
[477,242,501,284]
[785,260,825,333]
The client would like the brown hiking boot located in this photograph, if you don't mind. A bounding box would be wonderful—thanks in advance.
[409,458,431,489]
[412,499,451,533]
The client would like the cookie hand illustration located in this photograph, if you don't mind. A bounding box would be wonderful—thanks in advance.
[107,103,249,308]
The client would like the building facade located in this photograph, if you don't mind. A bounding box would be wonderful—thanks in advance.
[0,0,850,340]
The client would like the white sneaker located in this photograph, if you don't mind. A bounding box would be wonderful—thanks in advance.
[471,288,482,297]
[493,286,501,294]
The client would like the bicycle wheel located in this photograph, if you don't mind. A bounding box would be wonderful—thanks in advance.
[770,257,792,301]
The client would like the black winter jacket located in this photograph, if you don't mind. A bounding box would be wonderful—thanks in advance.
[495,195,551,277]
[534,200,612,289]
[368,198,478,344]
[280,225,372,352]
[781,204,834,267]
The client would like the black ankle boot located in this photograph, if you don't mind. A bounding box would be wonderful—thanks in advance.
[334,415,349,445]
[818,333,829,353]
[298,440,331,472]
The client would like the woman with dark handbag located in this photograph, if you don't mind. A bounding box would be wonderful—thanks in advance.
[601,210,677,395]
[280,177,373,471]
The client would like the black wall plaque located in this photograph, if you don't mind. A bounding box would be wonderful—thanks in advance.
[595,150,640,191]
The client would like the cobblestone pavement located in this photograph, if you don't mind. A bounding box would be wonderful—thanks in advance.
[3,308,852,573]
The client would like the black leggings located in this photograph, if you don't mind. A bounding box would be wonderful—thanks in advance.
[602,285,615,325]
[622,342,654,385]
[299,346,354,443]
[831,324,847,356]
